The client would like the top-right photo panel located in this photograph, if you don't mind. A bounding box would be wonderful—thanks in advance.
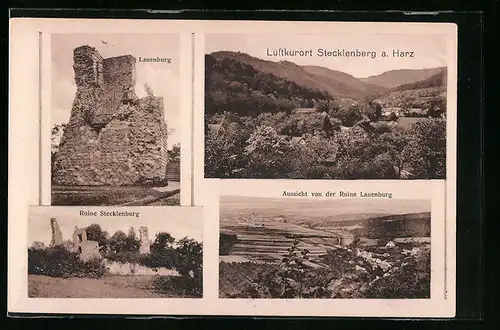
[204,33,449,180]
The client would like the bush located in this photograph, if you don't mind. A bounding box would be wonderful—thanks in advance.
[140,249,177,270]
[28,247,106,278]
[152,275,202,298]
[106,250,143,264]
[219,233,238,255]
[366,251,430,298]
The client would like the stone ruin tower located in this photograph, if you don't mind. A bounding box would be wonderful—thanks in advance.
[49,217,63,247]
[72,226,102,261]
[139,226,151,254]
[52,45,169,186]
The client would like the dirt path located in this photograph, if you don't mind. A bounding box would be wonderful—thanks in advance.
[28,275,178,298]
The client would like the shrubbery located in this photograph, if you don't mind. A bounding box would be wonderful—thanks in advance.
[205,110,446,179]
[224,241,430,299]
[219,233,238,255]
[28,247,106,279]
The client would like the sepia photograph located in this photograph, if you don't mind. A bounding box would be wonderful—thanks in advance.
[51,34,181,206]
[204,34,447,180]
[27,207,203,298]
[219,195,431,299]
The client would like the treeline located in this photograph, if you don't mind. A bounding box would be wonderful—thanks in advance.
[205,112,446,180]
[205,55,332,116]
[393,69,447,91]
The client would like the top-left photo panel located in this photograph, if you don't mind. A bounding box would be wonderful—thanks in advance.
[49,33,184,206]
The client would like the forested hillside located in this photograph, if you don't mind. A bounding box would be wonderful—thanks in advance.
[205,54,332,116]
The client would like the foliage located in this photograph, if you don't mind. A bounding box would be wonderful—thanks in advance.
[244,126,295,178]
[205,118,252,178]
[365,249,430,298]
[403,119,446,179]
[205,55,331,116]
[28,246,106,279]
[240,240,335,298]
[167,143,181,163]
[108,230,128,254]
[85,224,109,253]
[224,241,430,299]
[51,123,67,180]
[173,237,203,296]
[219,233,239,255]
[204,100,446,179]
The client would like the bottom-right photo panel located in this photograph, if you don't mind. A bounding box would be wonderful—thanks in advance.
[218,195,431,299]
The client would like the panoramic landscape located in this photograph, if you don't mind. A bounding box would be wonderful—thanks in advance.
[51,34,181,206]
[219,196,431,299]
[28,207,202,298]
[204,37,447,180]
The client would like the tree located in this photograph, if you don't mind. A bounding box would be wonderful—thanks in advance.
[150,232,176,253]
[51,123,67,180]
[167,143,181,163]
[244,125,294,178]
[85,224,109,253]
[337,105,362,127]
[205,116,254,178]
[108,230,128,254]
[240,240,335,298]
[175,237,203,279]
[144,83,154,97]
[316,100,331,113]
[290,134,338,179]
[125,227,141,252]
[403,119,446,179]
[376,127,410,178]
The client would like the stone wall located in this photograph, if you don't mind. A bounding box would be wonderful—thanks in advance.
[53,45,168,186]
[105,260,180,276]
[49,218,63,247]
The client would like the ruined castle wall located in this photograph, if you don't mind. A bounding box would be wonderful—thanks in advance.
[53,46,168,186]
[54,97,168,186]
[73,46,104,89]
[126,96,168,184]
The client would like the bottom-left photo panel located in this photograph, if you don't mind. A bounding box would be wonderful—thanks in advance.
[26,206,204,299]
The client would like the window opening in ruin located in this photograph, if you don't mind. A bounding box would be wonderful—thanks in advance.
[77,234,83,243]
[78,246,82,254]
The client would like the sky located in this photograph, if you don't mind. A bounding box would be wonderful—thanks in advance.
[206,33,447,78]
[220,195,431,217]
[28,207,203,246]
[51,33,180,147]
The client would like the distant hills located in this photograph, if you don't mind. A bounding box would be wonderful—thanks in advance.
[359,67,446,89]
[206,51,447,113]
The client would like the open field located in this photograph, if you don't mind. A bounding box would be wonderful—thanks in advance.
[28,274,185,298]
[52,183,180,206]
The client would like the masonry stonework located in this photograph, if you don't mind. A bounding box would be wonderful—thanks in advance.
[53,45,168,186]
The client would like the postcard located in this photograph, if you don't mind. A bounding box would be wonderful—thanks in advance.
[9,18,457,317]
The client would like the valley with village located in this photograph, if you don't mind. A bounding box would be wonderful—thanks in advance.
[218,196,431,299]
[205,51,447,180]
